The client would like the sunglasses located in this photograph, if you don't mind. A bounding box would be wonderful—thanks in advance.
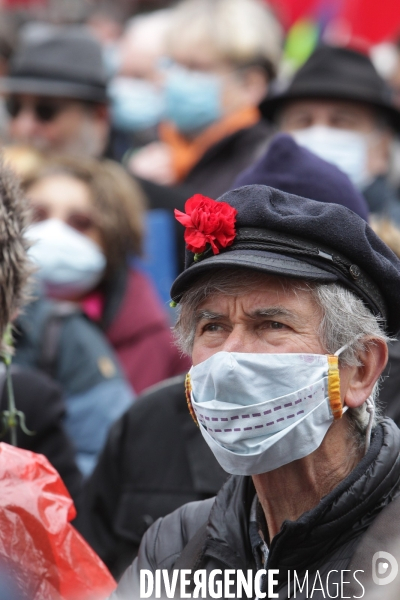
[32,205,96,234]
[5,97,67,123]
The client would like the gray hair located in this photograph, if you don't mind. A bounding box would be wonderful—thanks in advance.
[0,159,32,352]
[174,269,389,441]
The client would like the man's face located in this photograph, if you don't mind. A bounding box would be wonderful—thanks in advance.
[278,99,392,180]
[191,277,324,366]
[167,39,268,117]
[279,99,379,133]
[6,94,108,157]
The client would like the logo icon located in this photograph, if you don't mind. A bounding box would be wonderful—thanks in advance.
[372,551,398,586]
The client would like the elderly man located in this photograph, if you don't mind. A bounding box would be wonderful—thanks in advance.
[261,45,400,224]
[0,26,109,157]
[110,184,400,599]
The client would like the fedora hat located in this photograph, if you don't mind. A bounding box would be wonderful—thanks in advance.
[0,27,107,104]
[260,45,400,132]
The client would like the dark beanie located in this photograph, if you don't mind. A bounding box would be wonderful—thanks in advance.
[234,133,369,221]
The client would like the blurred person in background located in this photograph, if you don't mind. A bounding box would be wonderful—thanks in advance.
[129,0,283,198]
[3,145,135,479]
[0,26,110,158]
[0,156,83,503]
[108,10,173,159]
[24,156,190,395]
[261,45,400,224]
[85,5,125,77]
[368,217,400,428]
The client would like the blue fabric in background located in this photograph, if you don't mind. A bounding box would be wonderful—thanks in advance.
[132,209,178,313]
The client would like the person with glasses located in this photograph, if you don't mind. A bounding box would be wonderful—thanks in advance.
[0,26,110,158]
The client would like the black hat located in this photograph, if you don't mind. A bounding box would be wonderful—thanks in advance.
[260,45,400,132]
[171,185,400,335]
[233,133,369,221]
[0,27,107,103]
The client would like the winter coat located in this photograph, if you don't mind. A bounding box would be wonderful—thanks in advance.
[110,418,400,599]
[14,295,135,477]
[101,269,190,394]
[75,375,227,580]
[180,121,270,199]
[363,176,400,225]
[379,339,400,426]
[0,364,82,506]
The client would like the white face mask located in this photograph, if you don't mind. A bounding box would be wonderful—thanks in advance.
[291,126,371,190]
[26,219,106,300]
[188,350,345,476]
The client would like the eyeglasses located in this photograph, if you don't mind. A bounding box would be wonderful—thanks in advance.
[31,205,96,234]
[5,97,68,123]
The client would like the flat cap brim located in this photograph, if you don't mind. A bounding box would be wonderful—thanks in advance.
[0,77,108,104]
[171,249,338,300]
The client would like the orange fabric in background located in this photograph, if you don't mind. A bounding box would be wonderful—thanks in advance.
[160,106,260,183]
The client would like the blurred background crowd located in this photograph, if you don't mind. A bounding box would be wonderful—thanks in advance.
[1,0,400,587]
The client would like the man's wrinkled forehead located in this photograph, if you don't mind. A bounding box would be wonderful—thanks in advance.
[192,274,320,320]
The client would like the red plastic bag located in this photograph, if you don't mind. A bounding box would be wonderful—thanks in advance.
[0,443,117,600]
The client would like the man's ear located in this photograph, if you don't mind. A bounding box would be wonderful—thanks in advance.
[342,338,388,408]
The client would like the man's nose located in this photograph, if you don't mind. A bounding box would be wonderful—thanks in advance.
[9,108,40,139]
[220,326,253,353]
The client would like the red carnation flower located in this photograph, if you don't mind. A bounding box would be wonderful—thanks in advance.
[174,194,238,256]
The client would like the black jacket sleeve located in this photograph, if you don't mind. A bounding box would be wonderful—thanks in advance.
[0,365,82,506]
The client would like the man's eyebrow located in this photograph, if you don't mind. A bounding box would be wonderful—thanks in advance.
[246,307,299,322]
[194,307,299,322]
[195,310,224,323]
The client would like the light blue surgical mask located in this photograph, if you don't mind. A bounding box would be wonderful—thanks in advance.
[291,126,372,190]
[26,219,106,300]
[109,76,165,132]
[188,348,353,475]
[164,66,222,133]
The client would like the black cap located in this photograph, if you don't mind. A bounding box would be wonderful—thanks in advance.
[171,185,400,335]
[0,27,108,103]
[233,133,369,221]
[260,45,400,132]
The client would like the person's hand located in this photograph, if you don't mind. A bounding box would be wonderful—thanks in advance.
[128,142,176,185]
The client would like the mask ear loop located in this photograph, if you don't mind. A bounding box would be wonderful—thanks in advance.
[364,383,378,454]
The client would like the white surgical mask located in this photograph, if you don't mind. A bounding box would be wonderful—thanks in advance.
[188,350,345,475]
[26,219,106,300]
[292,126,371,190]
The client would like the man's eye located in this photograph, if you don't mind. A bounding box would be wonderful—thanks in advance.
[262,321,286,330]
[202,323,223,332]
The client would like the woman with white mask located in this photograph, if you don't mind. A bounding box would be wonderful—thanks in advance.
[24,156,189,394]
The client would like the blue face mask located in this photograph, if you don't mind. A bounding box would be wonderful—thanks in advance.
[164,67,222,134]
[109,77,165,132]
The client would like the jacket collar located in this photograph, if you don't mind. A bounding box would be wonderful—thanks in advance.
[201,419,400,572]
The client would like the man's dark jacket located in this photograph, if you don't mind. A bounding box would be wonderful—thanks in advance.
[75,375,227,579]
[1,365,82,505]
[110,419,400,599]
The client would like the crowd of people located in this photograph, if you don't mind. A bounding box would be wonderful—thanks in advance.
[0,0,399,598]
